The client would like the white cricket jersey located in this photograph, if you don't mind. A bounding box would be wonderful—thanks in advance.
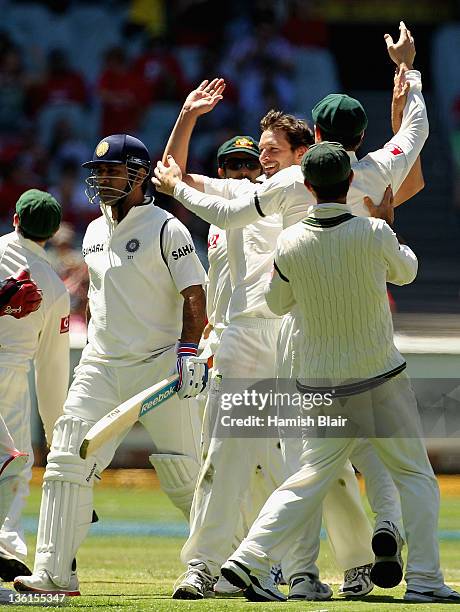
[0,231,70,422]
[265,203,418,383]
[174,70,428,229]
[81,200,207,366]
[203,177,283,322]
[206,224,230,329]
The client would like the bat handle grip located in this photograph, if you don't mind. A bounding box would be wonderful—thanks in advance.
[80,439,89,460]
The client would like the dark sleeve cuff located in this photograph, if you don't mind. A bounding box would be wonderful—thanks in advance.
[254,193,265,218]
[274,261,289,282]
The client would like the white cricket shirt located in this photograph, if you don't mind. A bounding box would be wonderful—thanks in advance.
[0,231,70,433]
[206,224,230,329]
[81,200,207,366]
[266,203,418,383]
[203,177,283,322]
[174,70,428,230]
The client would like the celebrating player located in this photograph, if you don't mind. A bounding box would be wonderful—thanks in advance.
[154,21,429,598]
[221,143,460,605]
[162,80,385,601]
[0,190,69,582]
[14,134,208,596]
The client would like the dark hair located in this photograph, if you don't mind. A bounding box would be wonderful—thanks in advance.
[18,225,52,241]
[309,178,350,201]
[318,128,363,151]
[260,110,314,150]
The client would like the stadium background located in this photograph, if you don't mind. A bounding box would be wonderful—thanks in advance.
[1,0,459,469]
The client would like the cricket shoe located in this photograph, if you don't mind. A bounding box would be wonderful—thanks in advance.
[404,584,460,603]
[172,562,215,599]
[221,559,286,602]
[288,573,333,600]
[371,521,404,588]
[14,569,80,596]
[0,546,31,582]
[214,575,243,596]
[339,564,374,597]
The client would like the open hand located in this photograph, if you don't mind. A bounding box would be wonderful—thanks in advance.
[384,21,415,69]
[364,185,394,226]
[152,155,183,196]
[182,78,226,117]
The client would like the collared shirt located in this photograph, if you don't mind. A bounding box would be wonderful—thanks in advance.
[82,201,207,366]
[206,224,230,329]
[265,203,418,383]
[0,230,70,441]
[203,175,283,322]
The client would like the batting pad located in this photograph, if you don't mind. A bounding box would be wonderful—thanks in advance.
[149,453,200,519]
[34,416,95,587]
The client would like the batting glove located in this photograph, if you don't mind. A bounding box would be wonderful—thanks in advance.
[0,268,42,319]
[176,342,209,399]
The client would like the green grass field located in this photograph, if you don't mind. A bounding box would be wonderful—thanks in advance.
[7,470,460,611]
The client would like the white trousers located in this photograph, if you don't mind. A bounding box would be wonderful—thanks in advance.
[0,367,34,559]
[0,415,15,457]
[183,319,286,576]
[277,313,401,559]
[182,319,373,577]
[231,373,444,590]
[33,347,202,582]
[352,439,403,532]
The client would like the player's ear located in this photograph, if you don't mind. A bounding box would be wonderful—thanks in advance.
[304,180,314,194]
[217,167,225,178]
[295,146,308,163]
[348,170,354,186]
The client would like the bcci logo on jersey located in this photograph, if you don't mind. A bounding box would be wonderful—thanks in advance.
[126,238,140,253]
[139,380,177,417]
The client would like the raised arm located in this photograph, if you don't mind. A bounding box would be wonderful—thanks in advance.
[370,22,429,195]
[152,155,289,229]
[391,63,424,207]
[162,78,225,191]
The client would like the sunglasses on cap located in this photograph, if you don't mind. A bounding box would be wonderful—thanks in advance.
[222,158,261,171]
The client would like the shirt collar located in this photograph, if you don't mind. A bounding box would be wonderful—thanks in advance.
[12,230,51,264]
[103,197,155,228]
[308,202,353,217]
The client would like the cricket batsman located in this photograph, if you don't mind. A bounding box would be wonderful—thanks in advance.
[14,134,208,596]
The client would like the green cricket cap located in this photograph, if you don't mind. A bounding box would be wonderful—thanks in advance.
[312,93,368,138]
[301,142,351,187]
[16,189,62,239]
[217,136,260,162]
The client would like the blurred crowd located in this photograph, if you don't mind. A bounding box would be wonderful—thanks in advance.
[0,0,459,326]
[0,0,337,331]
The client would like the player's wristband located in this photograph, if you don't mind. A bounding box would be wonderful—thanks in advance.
[177,342,198,357]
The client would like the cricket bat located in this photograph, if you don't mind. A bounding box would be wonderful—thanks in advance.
[79,375,179,459]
